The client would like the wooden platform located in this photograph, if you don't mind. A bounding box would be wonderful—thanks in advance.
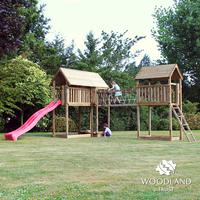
[53,132,92,139]
[99,103,136,107]
[68,134,92,139]
[138,135,180,141]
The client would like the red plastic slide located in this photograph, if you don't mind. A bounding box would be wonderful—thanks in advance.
[4,100,62,141]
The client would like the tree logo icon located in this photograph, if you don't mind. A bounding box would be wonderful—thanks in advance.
[156,160,176,175]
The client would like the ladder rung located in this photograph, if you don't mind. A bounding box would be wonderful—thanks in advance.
[185,132,192,135]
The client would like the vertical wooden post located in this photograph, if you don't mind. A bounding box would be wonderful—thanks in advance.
[65,85,69,138]
[96,91,99,133]
[148,106,151,136]
[137,105,140,138]
[136,80,140,138]
[168,78,173,141]
[108,93,111,128]
[96,105,99,133]
[52,81,56,137]
[179,79,183,140]
[78,107,81,134]
[90,106,94,136]
[176,83,179,105]
[61,85,65,105]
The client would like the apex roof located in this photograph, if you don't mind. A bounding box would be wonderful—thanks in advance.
[135,64,183,80]
[53,68,109,88]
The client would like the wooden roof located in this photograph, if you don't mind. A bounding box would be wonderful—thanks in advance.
[135,64,183,80]
[53,68,109,88]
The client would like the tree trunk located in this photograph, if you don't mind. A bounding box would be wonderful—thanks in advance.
[21,110,24,125]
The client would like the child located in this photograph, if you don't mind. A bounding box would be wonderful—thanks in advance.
[109,81,122,103]
[103,123,112,137]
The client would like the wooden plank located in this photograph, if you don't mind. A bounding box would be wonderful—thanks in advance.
[78,107,81,134]
[68,134,91,139]
[139,135,179,141]
[90,106,94,136]
[176,83,179,105]
[61,85,64,105]
[163,86,166,102]
[68,103,91,107]
[148,106,151,136]
[137,102,169,106]
[98,103,137,107]
[137,105,140,138]
[168,78,172,141]
[179,79,183,140]
[52,81,56,136]
[108,94,111,128]
[135,64,178,80]
[58,68,108,88]
[96,93,99,133]
[65,85,69,138]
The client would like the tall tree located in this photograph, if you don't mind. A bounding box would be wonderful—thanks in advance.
[100,31,144,71]
[75,31,144,88]
[153,0,200,102]
[0,56,50,126]
[18,0,50,60]
[138,54,152,67]
[0,0,28,58]
[77,32,101,71]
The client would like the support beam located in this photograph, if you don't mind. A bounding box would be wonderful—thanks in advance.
[90,106,94,136]
[136,80,140,139]
[108,93,111,128]
[168,77,172,141]
[65,86,69,138]
[137,105,140,138]
[179,79,183,140]
[78,107,81,134]
[148,106,152,136]
[52,81,56,136]
[96,105,99,133]
[169,105,173,140]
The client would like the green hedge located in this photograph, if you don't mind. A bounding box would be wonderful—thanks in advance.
[186,113,200,130]
[55,116,76,132]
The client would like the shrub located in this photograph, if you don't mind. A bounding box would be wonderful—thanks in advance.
[183,100,198,114]
[35,115,51,132]
[185,113,200,130]
[55,116,76,132]
[0,115,5,132]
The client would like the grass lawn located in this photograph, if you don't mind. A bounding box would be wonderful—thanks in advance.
[0,131,200,200]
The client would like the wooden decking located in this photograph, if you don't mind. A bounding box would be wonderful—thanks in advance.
[138,135,180,141]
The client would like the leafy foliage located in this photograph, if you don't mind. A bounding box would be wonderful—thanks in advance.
[0,0,29,57]
[0,56,51,117]
[152,0,200,102]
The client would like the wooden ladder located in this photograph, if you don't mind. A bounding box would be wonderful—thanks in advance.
[172,105,196,142]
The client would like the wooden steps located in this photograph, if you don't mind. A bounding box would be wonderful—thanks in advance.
[172,106,196,142]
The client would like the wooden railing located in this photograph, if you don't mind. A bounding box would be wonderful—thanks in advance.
[136,84,180,105]
[55,86,92,105]
[98,89,136,105]
[68,87,91,104]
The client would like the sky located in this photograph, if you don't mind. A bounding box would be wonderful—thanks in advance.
[39,0,174,63]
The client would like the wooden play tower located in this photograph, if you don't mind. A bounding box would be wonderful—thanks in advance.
[51,68,109,138]
[51,64,195,142]
[135,64,196,142]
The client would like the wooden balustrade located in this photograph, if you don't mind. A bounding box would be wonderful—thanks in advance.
[55,86,92,106]
[136,84,179,105]
[98,89,136,105]
[68,87,91,104]
[55,84,180,107]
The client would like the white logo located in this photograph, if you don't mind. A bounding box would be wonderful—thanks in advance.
[156,160,176,176]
